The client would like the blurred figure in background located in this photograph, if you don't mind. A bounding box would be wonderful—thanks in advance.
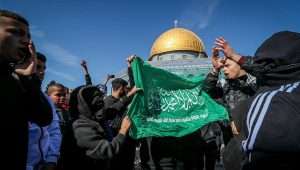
[46,81,73,170]
[80,60,92,85]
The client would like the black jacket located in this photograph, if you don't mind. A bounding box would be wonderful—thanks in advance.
[103,95,137,170]
[0,63,53,170]
[72,86,127,170]
[241,31,300,87]
[203,71,257,113]
[103,95,131,133]
[203,70,257,170]
[231,84,300,169]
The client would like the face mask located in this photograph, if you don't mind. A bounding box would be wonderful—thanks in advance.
[81,86,105,113]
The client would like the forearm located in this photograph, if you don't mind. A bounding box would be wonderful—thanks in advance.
[20,75,53,126]
[73,121,126,160]
[128,67,135,87]
[105,96,131,113]
[85,74,92,85]
[87,133,126,160]
[203,71,223,98]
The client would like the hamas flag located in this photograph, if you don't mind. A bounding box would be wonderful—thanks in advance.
[127,57,229,139]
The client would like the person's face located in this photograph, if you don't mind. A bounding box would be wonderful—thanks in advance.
[223,59,242,79]
[84,88,104,113]
[36,59,46,81]
[0,16,30,63]
[49,87,66,106]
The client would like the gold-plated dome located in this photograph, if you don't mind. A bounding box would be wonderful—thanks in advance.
[149,28,205,61]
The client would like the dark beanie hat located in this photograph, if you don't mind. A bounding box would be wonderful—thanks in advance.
[254,31,300,66]
[250,31,300,86]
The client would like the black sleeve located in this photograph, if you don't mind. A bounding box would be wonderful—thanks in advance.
[73,119,126,160]
[202,71,224,99]
[128,67,135,87]
[231,98,251,138]
[19,74,53,127]
[85,74,92,85]
[103,96,131,120]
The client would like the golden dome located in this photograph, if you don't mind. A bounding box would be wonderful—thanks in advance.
[149,28,205,61]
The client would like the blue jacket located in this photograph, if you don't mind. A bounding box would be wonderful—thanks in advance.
[26,95,62,170]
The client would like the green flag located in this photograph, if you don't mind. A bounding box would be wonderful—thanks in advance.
[128,57,229,139]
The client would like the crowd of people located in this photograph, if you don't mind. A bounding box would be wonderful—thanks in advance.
[1,9,300,170]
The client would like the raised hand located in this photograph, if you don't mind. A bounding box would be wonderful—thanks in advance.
[15,40,37,76]
[126,86,142,97]
[215,37,235,57]
[214,37,242,62]
[126,55,136,67]
[80,60,87,69]
[106,74,115,80]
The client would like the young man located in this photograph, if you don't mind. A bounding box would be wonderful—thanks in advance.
[204,39,257,113]
[0,10,52,170]
[26,52,62,170]
[104,77,138,134]
[103,77,139,170]
[101,55,140,170]
[203,42,257,170]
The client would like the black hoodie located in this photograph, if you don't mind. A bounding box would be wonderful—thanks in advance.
[72,86,126,170]
[230,31,300,169]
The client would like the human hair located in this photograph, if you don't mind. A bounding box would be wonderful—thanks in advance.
[45,80,65,95]
[0,9,29,26]
[36,52,47,63]
[111,78,128,91]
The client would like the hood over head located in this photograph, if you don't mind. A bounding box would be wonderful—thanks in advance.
[249,31,300,86]
[76,85,106,121]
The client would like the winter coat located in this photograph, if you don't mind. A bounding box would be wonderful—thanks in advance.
[26,95,62,170]
[0,63,52,170]
[203,71,257,113]
[72,86,127,170]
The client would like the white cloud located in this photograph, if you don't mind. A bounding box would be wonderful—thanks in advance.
[30,26,80,84]
[47,67,77,82]
[42,42,80,67]
[179,0,220,30]
[30,26,80,67]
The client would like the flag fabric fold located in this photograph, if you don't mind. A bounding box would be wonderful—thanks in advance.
[128,57,228,139]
